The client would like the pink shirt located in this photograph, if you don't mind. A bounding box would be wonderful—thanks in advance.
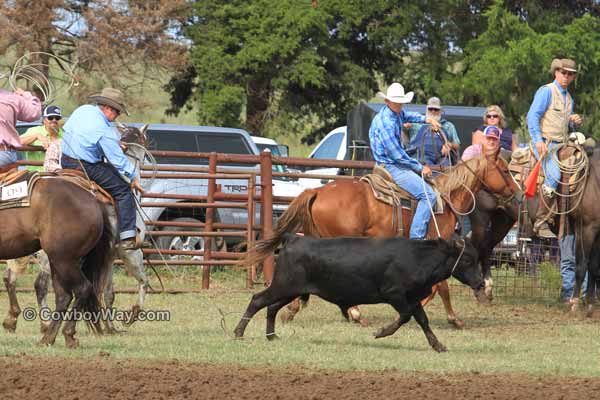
[0,89,42,148]
[461,144,483,161]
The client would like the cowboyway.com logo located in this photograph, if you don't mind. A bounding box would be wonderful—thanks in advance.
[22,307,171,324]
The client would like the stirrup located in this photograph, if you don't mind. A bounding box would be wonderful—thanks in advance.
[117,233,143,250]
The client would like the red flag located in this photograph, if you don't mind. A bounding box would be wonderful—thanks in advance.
[524,159,541,198]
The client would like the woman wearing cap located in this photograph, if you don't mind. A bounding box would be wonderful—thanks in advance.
[61,87,144,249]
[471,105,516,152]
[0,88,42,171]
[369,82,442,240]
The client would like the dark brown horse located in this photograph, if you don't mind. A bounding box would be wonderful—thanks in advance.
[248,155,521,327]
[469,190,520,301]
[527,147,600,316]
[1,176,113,348]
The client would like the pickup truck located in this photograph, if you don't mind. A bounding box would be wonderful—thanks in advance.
[16,121,300,258]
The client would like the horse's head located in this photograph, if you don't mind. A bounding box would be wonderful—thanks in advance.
[480,154,522,202]
[117,123,149,146]
[116,123,150,177]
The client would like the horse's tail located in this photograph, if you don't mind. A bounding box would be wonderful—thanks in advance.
[241,189,319,269]
[80,204,114,334]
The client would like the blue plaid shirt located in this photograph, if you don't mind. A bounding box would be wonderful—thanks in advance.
[369,105,426,173]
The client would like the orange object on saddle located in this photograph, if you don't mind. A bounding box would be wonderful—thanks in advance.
[524,159,541,198]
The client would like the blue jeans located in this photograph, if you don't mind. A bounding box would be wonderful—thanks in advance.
[0,150,17,168]
[532,140,561,190]
[384,164,436,239]
[61,156,136,240]
[559,234,588,300]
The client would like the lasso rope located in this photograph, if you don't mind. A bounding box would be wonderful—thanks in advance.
[0,52,78,104]
[434,169,477,216]
[539,142,589,215]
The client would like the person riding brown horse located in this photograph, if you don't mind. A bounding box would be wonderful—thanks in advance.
[0,173,113,348]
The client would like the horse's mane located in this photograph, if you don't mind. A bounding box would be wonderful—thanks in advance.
[433,156,487,194]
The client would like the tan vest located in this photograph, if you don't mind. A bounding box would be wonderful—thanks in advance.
[539,83,572,143]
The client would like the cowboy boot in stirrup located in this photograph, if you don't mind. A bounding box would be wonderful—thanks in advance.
[533,185,557,238]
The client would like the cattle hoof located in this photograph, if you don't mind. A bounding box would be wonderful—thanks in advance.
[447,318,465,329]
[373,328,387,339]
[266,333,279,341]
[433,343,448,353]
[37,338,54,347]
[2,318,17,333]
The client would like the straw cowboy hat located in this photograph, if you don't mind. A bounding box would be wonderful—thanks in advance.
[88,87,130,116]
[550,58,577,74]
[376,82,414,104]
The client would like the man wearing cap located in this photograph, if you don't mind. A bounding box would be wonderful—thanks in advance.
[405,96,461,165]
[369,82,442,240]
[527,58,584,303]
[461,125,501,161]
[0,88,42,171]
[20,105,64,172]
[61,87,144,249]
[527,58,582,235]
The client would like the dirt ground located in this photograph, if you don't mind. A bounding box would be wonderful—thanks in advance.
[2,355,600,400]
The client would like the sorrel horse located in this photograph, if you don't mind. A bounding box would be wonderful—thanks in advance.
[247,155,521,327]
[0,175,113,348]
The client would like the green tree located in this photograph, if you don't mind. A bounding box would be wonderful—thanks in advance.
[166,0,420,139]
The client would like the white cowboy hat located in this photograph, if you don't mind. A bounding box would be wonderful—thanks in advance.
[376,82,414,104]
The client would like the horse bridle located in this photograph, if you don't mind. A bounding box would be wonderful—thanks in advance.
[460,151,519,205]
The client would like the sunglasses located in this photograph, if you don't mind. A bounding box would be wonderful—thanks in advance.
[559,69,577,77]
[486,114,499,119]
[46,116,61,121]
[427,108,441,112]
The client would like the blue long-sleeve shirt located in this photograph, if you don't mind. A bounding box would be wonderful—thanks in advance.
[62,104,135,179]
[369,105,426,173]
[527,80,574,144]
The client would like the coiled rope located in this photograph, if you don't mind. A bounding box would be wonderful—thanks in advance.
[539,142,589,215]
[0,52,78,104]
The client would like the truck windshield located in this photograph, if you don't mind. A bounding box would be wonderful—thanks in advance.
[255,143,288,174]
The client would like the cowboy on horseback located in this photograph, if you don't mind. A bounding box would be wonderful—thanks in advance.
[369,82,442,240]
[61,87,144,249]
[527,58,583,235]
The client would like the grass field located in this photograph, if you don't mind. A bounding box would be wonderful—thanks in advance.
[1,266,599,377]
